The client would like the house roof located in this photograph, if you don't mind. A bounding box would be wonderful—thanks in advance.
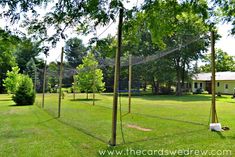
[193,72,235,81]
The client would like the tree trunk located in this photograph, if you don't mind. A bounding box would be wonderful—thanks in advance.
[167,82,171,94]
[181,64,185,92]
[152,77,159,95]
[155,81,159,95]
[152,77,155,94]
[176,71,182,96]
[143,79,147,92]
[86,91,88,99]
[176,58,182,96]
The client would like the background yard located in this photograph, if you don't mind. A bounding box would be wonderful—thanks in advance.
[0,93,234,156]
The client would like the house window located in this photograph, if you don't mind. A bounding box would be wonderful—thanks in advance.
[200,83,203,88]
[194,83,198,88]
[225,84,228,89]
[217,82,220,87]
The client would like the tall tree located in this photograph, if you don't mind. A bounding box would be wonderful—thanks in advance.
[74,53,105,99]
[64,37,87,68]
[0,29,19,93]
[47,62,59,92]
[14,38,41,73]
[213,0,235,34]
[200,49,235,72]
[3,66,20,94]
[93,35,116,92]
[0,0,123,48]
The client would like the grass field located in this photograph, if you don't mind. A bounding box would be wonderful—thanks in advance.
[0,93,235,156]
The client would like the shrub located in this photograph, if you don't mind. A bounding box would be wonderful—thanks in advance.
[3,66,20,94]
[12,75,35,105]
[194,88,203,94]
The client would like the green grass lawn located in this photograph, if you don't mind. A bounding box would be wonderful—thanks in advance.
[0,93,235,156]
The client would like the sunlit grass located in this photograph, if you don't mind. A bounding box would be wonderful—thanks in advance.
[0,93,235,156]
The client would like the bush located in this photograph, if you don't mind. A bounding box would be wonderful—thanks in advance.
[193,88,203,94]
[12,75,35,106]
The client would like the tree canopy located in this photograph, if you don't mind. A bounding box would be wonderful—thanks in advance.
[74,53,105,98]
[64,37,87,68]
[200,49,235,72]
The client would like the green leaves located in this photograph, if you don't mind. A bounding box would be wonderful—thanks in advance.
[200,49,235,72]
[12,74,35,105]
[74,53,105,94]
[64,37,87,68]
[3,66,20,94]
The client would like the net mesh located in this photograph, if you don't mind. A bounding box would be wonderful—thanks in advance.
[31,35,210,144]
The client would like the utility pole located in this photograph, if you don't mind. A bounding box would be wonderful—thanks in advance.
[111,8,123,146]
[58,47,64,118]
[42,60,47,108]
[128,54,132,113]
[211,30,217,123]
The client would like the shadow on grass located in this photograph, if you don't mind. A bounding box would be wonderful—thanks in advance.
[135,94,212,102]
[132,112,207,127]
[118,128,206,146]
[0,99,12,101]
[70,98,101,102]
[93,104,207,127]
[37,117,58,124]
[8,104,34,107]
[214,131,226,139]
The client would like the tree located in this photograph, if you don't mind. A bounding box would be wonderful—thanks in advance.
[169,9,209,96]
[3,66,20,94]
[213,0,235,34]
[120,0,209,95]
[64,37,87,68]
[14,38,41,73]
[47,62,59,93]
[0,29,19,93]
[0,0,122,48]
[74,53,105,99]
[93,35,117,92]
[12,74,35,105]
[200,49,235,72]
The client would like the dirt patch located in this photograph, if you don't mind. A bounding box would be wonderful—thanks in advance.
[127,124,152,132]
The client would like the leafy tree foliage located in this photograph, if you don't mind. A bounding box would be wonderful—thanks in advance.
[74,53,105,98]
[0,29,19,93]
[121,0,209,95]
[93,35,116,92]
[200,49,235,72]
[3,66,20,94]
[64,37,87,68]
[14,38,41,72]
[12,74,35,105]
[0,0,122,48]
[3,66,35,105]
[47,62,59,93]
[213,0,235,34]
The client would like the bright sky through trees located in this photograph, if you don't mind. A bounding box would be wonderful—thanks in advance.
[0,0,234,63]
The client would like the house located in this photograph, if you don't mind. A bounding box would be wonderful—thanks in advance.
[192,72,235,94]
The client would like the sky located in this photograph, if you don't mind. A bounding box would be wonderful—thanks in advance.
[0,1,235,63]
[216,23,235,55]
[45,21,235,63]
